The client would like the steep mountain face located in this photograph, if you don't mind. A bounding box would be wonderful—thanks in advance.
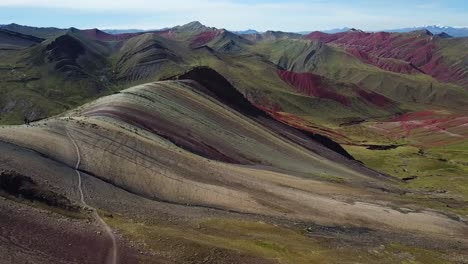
[113,33,185,81]
[42,35,93,75]
[0,31,116,123]
[175,67,357,159]
[29,31,113,86]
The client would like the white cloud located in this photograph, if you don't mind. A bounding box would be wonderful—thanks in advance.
[0,0,354,30]
[0,0,288,11]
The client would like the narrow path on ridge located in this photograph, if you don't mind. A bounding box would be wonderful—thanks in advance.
[66,126,118,264]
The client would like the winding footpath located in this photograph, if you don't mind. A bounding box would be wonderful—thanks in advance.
[66,127,118,264]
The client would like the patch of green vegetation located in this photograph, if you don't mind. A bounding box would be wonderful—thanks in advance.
[2,28,467,130]
[317,173,346,183]
[437,39,468,73]
[106,216,458,264]
[344,142,468,215]
[387,244,454,264]
[250,39,468,112]
[0,32,121,124]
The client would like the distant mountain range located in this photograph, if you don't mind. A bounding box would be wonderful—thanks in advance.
[316,25,468,37]
[103,29,149,34]
[233,25,468,37]
[237,28,351,35]
[232,29,259,35]
[319,27,352,34]
[4,23,466,38]
[385,25,468,37]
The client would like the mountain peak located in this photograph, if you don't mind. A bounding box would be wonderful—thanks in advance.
[67,27,80,33]
[175,21,211,33]
[187,21,202,25]
[182,21,204,28]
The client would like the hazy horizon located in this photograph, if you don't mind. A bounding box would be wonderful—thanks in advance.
[0,0,467,32]
[1,21,467,34]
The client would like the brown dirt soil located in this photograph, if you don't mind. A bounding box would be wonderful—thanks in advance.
[0,197,139,264]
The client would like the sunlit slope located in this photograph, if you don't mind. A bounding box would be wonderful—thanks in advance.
[79,81,357,172]
[1,80,466,238]
[112,33,188,81]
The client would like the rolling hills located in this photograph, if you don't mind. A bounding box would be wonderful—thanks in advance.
[1,22,466,126]
[0,21,467,263]
[1,77,467,263]
[305,29,468,87]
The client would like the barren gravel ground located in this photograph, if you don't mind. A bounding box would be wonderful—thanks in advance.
[0,197,139,264]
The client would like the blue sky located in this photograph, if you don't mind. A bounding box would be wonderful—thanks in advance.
[0,0,466,31]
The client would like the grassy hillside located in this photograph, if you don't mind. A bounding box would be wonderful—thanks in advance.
[251,38,468,110]
[1,78,467,263]
[1,22,467,127]
[1,22,468,263]
[1,22,467,200]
